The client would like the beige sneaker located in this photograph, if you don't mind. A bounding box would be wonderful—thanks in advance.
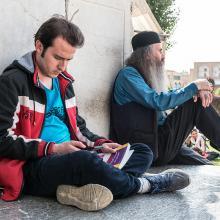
[56,184,113,211]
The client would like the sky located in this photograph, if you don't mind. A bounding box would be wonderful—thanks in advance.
[165,0,220,72]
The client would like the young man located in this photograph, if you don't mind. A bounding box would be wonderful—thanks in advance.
[0,18,190,212]
[110,31,220,166]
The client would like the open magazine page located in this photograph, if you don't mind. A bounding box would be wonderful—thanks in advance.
[98,143,134,169]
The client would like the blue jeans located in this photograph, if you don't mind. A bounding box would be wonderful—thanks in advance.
[23,143,153,199]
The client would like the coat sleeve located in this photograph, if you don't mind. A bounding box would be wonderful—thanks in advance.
[114,68,198,111]
[76,108,112,147]
[0,75,54,160]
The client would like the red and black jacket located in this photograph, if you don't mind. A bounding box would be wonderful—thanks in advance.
[0,52,110,201]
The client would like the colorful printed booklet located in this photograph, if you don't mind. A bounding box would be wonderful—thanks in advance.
[98,143,133,169]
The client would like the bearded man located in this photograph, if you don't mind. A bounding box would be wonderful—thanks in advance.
[110,31,220,165]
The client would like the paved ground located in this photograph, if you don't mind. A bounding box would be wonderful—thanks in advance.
[0,165,220,220]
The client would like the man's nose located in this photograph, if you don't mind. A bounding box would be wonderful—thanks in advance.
[58,60,68,71]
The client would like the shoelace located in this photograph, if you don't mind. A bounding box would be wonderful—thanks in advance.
[148,173,172,193]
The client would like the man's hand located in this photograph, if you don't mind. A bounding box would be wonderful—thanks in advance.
[52,141,86,154]
[193,79,212,91]
[199,90,213,107]
[101,143,121,153]
[195,90,213,108]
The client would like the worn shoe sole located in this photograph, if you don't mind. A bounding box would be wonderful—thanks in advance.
[143,168,191,191]
[56,184,113,211]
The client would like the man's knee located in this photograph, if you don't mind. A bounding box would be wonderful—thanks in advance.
[130,143,154,160]
[68,150,92,158]
[67,150,98,165]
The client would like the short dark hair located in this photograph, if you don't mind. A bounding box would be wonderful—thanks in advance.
[207,77,215,87]
[34,16,84,54]
[191,128,198,133]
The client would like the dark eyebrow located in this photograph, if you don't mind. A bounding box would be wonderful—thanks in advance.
[54,54,73,61]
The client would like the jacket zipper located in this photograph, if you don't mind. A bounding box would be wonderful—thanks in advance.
[63,83,78,141]
[38,87,47,138]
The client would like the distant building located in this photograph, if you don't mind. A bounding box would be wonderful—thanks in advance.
[167,62,220,90]
[166,70,190,89]
[193,62,220,86]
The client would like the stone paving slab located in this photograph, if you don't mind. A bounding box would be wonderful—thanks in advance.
[0,165,220,220]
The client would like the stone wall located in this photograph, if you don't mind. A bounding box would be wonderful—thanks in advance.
[0,0,133,137]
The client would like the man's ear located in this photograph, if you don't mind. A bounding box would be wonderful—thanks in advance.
[35,40,44,55]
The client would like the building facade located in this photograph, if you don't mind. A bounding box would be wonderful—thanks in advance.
[166,70,190,89]
[193,62,220,86]
[167,61,220,90]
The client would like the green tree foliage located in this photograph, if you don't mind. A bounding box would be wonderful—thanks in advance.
[146,0,179,49]
[214,87,220,96]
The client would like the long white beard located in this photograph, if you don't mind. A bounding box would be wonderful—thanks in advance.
[147,62,168,94]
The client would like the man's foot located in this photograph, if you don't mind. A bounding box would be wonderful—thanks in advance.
[56,184,113,211]
[143,169,190,194]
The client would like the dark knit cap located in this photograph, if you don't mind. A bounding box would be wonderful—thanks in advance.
[131,31,161,51]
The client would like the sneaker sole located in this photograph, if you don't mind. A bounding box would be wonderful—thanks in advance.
[56,184,113,211]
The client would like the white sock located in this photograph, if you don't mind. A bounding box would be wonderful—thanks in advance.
[137,178,151,194]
